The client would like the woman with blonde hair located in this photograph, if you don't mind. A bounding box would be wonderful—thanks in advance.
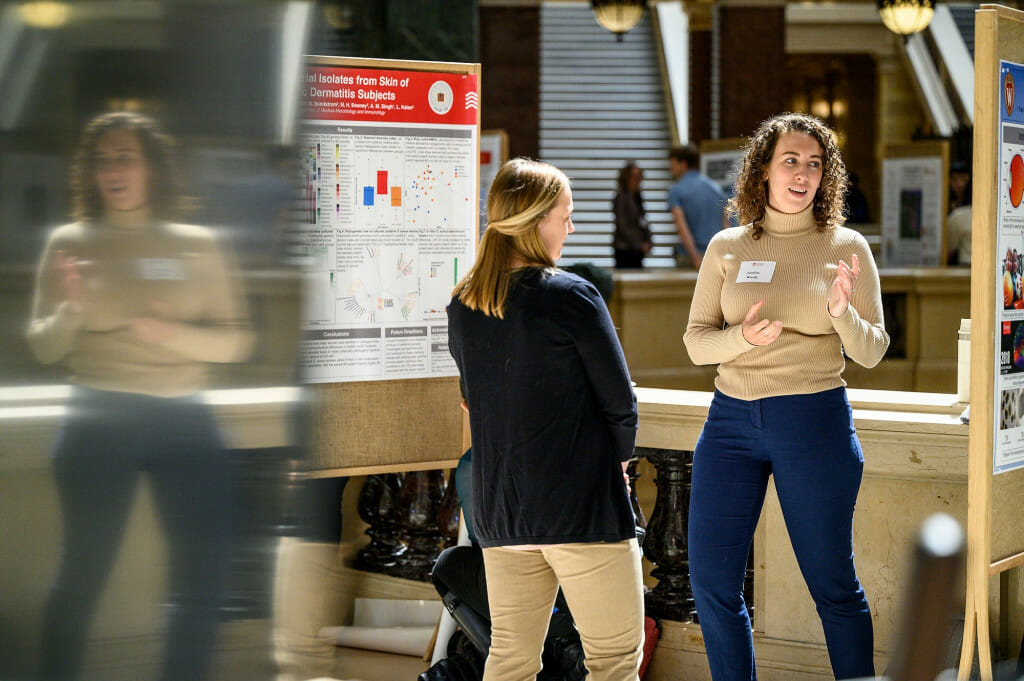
[684,113,889,681]
[447,158,645,681]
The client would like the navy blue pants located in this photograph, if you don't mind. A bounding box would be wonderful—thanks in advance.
[39,387,231,681]
[688,388,873,681]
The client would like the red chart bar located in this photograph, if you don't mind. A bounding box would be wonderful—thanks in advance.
[376,170,388,195]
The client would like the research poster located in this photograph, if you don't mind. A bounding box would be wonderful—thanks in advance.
[993,60,1024,473]
[700,148,743,197]
[298,62,479,383]
[478,130,507,234]
[880,155,944,266]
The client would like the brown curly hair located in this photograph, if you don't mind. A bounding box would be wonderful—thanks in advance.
[728,113,848,239]
[71,111,182,222]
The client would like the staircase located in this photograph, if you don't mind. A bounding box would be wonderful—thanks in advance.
[539,2,676,268]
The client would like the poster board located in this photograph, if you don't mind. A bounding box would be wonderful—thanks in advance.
[478,129,508,234]
[699,137,745,198]
[298,56,480,474]
[880,141,948,267]
[961,7,1024,680]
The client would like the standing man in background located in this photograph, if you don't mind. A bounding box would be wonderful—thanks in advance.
[668,144,728,268]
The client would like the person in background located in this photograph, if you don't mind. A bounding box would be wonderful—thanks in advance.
[946,176,972,266]
[667,144,728,269]
[26,111,252,681]
[844,171,871,224]
[612,161,652,269]
[683,113,889,681]
[447,158,644,681]
[948,160,972,213]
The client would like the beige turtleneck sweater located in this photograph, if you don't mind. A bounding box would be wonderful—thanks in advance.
[27,219,253,397]
[684,205,889,401]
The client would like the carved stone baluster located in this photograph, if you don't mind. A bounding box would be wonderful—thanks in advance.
[638,447,696,622]
[436,468,461,548]
[626,459,647,530]
[355,473,403,572]
[391,469,446,581]
[627,459,647,546]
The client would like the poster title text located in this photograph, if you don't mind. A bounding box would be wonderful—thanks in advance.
[306,72,411,102]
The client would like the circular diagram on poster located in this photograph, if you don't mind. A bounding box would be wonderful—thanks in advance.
[428,81,454,116]
[1011,154,1024,208]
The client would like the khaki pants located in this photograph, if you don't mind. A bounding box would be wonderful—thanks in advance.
[481,539,644,681]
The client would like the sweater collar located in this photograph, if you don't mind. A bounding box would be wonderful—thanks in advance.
[103,206,153,231]
[761,204,818,237]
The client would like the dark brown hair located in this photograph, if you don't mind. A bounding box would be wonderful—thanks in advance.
[729,112,848,239]
[668,144,699,167]
[71,111,181,221]
[616,161,640,193]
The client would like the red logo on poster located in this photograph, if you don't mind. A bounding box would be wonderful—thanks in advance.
[1005,321,1013,335]
[1005,71,1015,117]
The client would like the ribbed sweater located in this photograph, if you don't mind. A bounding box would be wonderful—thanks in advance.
[684,205,889,400]
[27,220,252,397]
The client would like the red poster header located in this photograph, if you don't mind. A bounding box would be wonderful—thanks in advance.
[305,66,479,126]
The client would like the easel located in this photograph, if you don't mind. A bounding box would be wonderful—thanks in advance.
[959,6,1024,681]
[299,55,482,478]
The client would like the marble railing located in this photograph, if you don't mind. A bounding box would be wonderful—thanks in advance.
[0,384,971,680]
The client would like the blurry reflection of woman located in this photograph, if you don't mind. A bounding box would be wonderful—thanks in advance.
[27,112,252,681]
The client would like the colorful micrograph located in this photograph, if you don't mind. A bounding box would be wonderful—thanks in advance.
[1011,154,1024,208]
[1015,322,1024,369]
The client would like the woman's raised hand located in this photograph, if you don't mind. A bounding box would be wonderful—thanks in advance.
[741,300,783,346]
[54,250,83,305]
[828,253,860,318]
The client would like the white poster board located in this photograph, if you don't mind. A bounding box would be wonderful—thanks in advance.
[699,138,744,197]
[880,144,947,267]
[478,129,508,234]
[992,59,1024,473]
[297,59,479,383]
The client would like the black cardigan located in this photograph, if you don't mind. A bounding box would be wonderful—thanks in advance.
[447,268,638,548]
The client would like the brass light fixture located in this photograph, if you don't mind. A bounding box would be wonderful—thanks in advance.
[591,0,647,42]
[17,0,71,29]
[877,0,935,38]
[323,3,354,32]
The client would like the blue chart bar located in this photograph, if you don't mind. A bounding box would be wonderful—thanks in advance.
[363,186,374,206]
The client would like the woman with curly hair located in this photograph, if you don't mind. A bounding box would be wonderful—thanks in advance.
[683,113,889,681]
[27,111,251,681]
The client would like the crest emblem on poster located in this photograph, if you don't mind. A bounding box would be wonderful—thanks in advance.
[428,80,454,115]
[1006,70,1016,117]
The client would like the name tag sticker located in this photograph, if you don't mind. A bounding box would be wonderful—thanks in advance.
[736,260,776,283]
[138,258,185,281]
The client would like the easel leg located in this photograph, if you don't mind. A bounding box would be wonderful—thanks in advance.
[959,598,976,681]
[979,576,994,681]
[1001,572,1011,661]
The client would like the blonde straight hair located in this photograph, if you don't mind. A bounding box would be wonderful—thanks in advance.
[453,158,569,318]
